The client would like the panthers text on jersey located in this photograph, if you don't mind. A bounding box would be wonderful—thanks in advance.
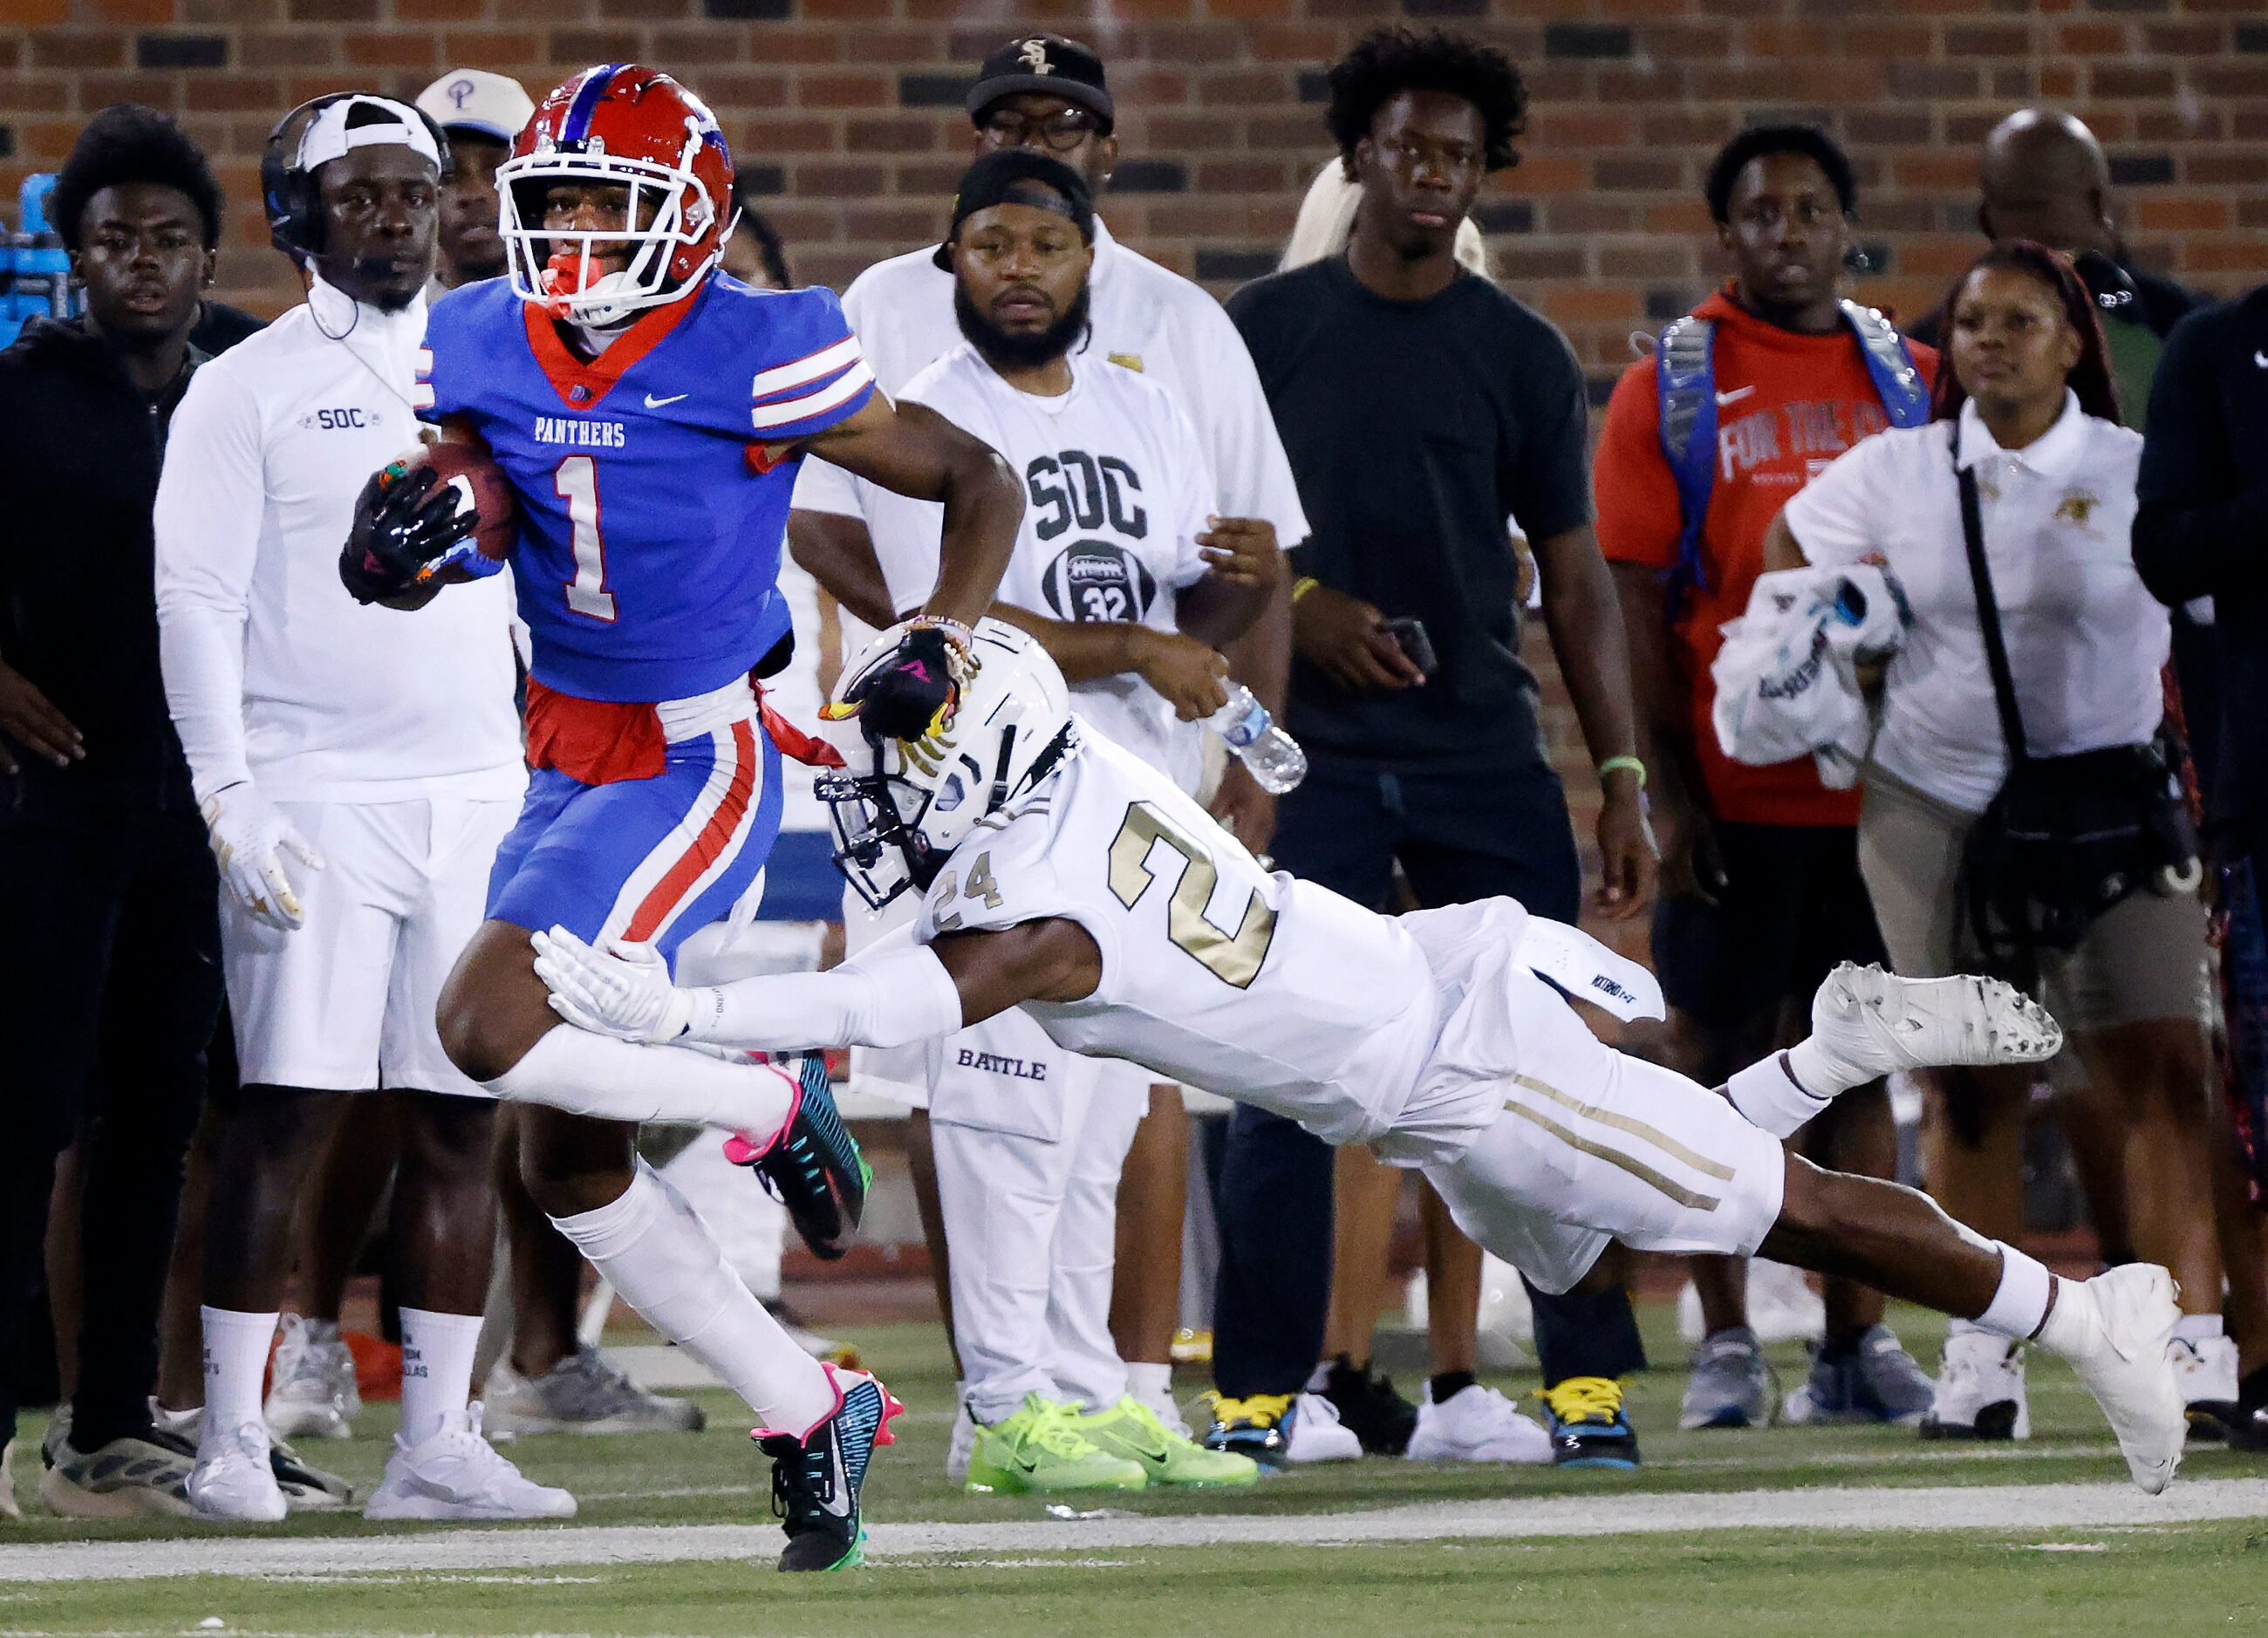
[416,273,874,705]
[912,729,1452,1153]
[862,344,1218,791]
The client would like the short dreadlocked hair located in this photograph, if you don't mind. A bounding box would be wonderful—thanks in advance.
[51,103,224,253]
[1704,124,1857,224]
[1324,28,1527,174]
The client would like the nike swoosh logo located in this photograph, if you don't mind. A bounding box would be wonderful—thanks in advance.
[645,392,688,407]
[1715,386,1757,406]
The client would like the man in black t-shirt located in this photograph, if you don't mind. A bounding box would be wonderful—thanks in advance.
[0,106,263,1519]
[1201,28,1659,1472]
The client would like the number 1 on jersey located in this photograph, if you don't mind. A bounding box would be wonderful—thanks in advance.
[554,454,617,622]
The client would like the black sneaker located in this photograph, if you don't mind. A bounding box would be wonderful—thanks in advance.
[756,1365,902,1573]
[725,1052,871,1260]
[1317,1357,1418,1456]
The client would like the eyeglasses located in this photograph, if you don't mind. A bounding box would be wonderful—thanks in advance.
[980,108,1100,153]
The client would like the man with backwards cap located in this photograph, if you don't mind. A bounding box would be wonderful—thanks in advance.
[154,92,563,1524]
[789,30,1309,1464]
[857,148,1272,1493]
[416,67,536,295]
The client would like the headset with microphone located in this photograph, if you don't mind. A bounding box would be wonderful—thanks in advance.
[261,92,452,262]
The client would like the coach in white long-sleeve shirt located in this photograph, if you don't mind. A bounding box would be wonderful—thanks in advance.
[154,93,563,1527]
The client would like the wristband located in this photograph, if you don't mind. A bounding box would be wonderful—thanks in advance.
[1291,576,1320,604]
[1597,754,1647,788]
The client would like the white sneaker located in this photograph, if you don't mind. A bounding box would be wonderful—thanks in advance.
[2039,1265,2185,1493]
[1406,1383,1552,1464]
[363,1405,577,1521]
[1920,1328,2031,1442]
[1807,963,2062,1083]
[264,1314,359,1442]
[1283,1392,1363,1464]
[187,1419,287,1523]
[2171,1333,2241,1437]
[1,1438,21,1521]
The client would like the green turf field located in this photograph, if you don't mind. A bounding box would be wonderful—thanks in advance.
[6,1307,2266,1636]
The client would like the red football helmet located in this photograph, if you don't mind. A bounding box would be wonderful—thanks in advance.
[497,64,735,324]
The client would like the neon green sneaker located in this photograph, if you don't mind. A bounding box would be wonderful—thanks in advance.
[965,1395,1147,1495]
[1081,1396,1260,1487]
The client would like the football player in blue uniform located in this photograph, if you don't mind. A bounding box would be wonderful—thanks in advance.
[337,64,1021,1570]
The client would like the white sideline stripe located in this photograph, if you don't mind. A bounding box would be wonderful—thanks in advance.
[3,1478,2265,1583]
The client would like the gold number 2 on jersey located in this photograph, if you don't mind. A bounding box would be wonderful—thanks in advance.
[1107,802,1277,988]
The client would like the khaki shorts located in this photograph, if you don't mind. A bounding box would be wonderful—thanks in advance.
[1855,767,2210,1033]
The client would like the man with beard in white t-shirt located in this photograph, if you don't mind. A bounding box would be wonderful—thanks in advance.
[852,150,1274,1491]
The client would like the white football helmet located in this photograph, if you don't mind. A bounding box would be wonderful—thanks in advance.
[820,618,1076,911]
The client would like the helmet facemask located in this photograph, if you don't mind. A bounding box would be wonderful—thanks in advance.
[498,147,728,326]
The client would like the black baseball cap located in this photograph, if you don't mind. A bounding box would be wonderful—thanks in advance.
[965,34,1113,133]
[931,149,1096,271]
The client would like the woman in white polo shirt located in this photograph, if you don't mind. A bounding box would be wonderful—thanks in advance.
[1763,241,2225,1443]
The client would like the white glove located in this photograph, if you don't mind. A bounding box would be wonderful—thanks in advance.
[201,782,324,932]
[532,925,696,1043]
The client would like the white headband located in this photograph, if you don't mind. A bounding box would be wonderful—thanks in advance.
[297,95,441,173]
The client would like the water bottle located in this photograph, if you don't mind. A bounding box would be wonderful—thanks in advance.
[1208,684,1307,795]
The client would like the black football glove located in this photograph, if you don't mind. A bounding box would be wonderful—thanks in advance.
[844,624,964,741]
[338,462,475,604]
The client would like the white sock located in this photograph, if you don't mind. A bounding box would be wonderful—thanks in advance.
[1971,1243,2057,1341]
[2174,1312,2224,1346]
[550,1159,836,1436]
[1124,1361,1173,1409]
[1725,1051,1833,1138]
[488,1025,796,1136]
[199,1307,278,1443]
[398,1307,483,1444]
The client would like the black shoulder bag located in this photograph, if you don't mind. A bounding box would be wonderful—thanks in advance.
[1952,423,2200,985]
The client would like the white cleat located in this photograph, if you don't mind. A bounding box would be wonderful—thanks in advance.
[1919,1330,2030,1442]
[187,1419,288,1523]
[264,1314,359,1442]
[1405,1383,1553,1464]
[1282,1392,1363,1464]
[363,1405,577,1521]
[1808,963,2061,1081]
[2040,1265,2185,1494]
[2170,1332,2243,1439]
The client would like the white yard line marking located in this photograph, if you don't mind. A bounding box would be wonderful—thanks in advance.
[3,1478,2265,1584]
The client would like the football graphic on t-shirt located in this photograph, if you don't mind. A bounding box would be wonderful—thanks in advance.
[1041,543,1157,624]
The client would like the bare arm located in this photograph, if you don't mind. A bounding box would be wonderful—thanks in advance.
[786,508,900,630]
[780,396,1020,626]
[1610,560,1720,903]
[1178,517,1281,649]
[932,918,1103,1020]
[989,604,1230,721]
[1761,510,1808,572]
[1532,522,1657,919]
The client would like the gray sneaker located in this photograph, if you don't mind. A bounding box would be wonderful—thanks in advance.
[264,1314,359,1441]
[1786,1324,1937,1426]
[483,1348,706,1436]
[37,1426,196,1519]
[1679,1326,1777,1430]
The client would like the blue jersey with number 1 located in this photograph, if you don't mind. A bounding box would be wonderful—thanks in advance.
[417,274,875,705]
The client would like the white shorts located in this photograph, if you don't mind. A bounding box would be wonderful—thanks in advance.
[221,797,518,1096]
[1420,966,1787,1293]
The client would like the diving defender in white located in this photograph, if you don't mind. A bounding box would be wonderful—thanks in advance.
[533,621,2191,1496]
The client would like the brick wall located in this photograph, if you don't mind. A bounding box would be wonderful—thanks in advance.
[3,0,2258,918]
[4,1,2265,355]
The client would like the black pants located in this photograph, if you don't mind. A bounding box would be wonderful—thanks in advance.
[0,807,222,1449]
[1211,754,1644,1396]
